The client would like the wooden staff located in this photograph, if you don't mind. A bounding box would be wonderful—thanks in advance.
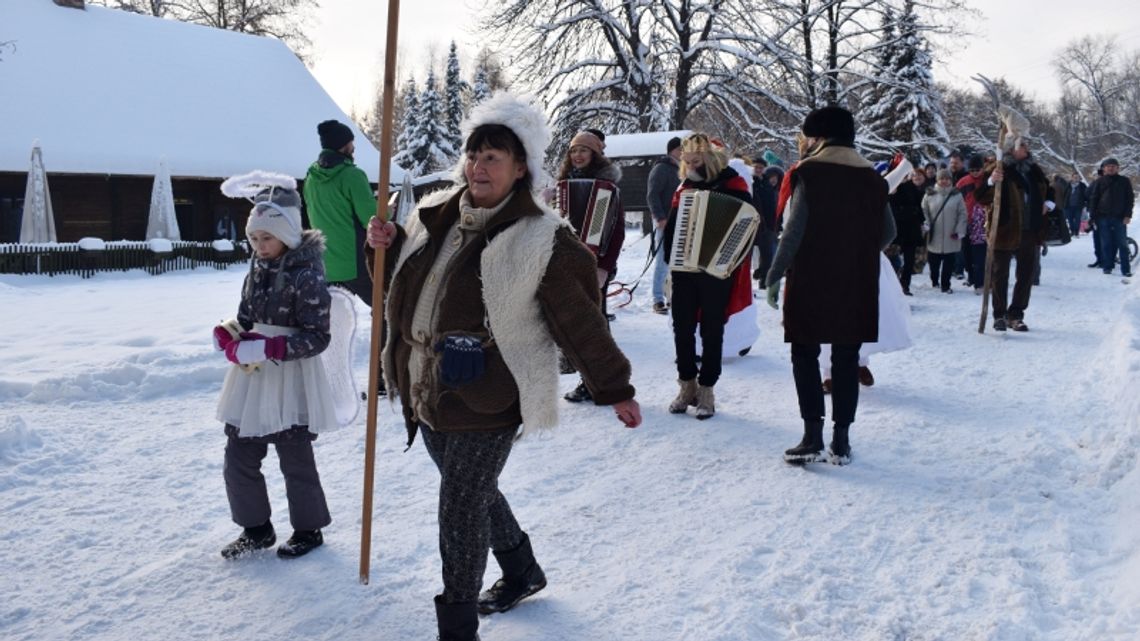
[360,0,401,586]
[973,74,1003,334]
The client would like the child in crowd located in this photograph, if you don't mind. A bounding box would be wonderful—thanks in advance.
[213,171,337,560]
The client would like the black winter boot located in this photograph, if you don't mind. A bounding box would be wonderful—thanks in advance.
[563,380,592,403]
[435,596,480,641]
[828,423,852,465]
[276,529,323,558]
[783,420,825,464]
[478,533,547,615]
[221,521,276,559]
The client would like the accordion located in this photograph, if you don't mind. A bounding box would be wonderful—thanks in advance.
[556,178,621,257]
[669,190,760,279]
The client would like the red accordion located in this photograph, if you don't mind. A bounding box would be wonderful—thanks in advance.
[555,178,621,258]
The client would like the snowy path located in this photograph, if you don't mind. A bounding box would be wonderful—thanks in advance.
[2,235,1138,641]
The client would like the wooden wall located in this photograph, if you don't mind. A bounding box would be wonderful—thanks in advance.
[0,172,252,243]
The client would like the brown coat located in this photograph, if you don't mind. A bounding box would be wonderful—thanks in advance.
[370,187,635,445]
[975,158,1050,251]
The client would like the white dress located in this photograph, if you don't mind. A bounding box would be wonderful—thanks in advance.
[821,253,912,370]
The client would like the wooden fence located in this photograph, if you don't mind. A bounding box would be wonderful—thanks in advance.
[0,241,250,277]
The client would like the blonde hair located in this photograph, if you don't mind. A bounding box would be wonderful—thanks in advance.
[679,132,728,182]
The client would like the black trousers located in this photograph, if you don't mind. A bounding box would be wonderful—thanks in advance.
[791,343,862,425]
[897,244,918,291]
[991,231,1037,321]
[420,425,524,604]
[927,251,955,291]
[670,271,734,387]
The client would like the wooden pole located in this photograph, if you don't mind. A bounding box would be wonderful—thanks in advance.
[360,0,401,586]
[977,146,1002,334]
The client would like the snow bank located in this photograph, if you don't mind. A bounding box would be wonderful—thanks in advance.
[0,416,42,464]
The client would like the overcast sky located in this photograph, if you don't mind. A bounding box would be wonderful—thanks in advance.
[306,0,1140,119]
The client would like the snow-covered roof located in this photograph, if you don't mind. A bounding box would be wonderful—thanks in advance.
[603,130,691,159]
[0,2,403,184]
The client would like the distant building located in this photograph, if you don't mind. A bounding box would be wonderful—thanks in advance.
[1,1,402,243]
[602,130,690,234]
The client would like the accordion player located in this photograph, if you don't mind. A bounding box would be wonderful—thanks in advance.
[668,189,760,279]
[555,178,622,258]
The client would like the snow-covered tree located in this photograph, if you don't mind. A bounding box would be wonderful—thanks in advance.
[855,0,947,159]
[400,71,457,176]
[471,64,491,106]
[444,41,467,157]
[862,7,899,146]
[480,0,967,154]
[393,77,420,172]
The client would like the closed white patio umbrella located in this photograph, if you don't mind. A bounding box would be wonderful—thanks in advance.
[19,141,57,243]
[145,157,181,240]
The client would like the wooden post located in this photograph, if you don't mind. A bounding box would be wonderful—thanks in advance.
[360,0,401,586]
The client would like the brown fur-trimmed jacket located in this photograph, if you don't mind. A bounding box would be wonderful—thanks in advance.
[975,157,1050,251]
[368,187,635,445]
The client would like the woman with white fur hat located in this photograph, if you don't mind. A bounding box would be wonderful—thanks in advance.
[366,92,642,641]
[212,172,337,560]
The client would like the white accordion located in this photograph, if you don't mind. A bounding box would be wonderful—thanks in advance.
[668,189,760,279]
[556,178,621,257]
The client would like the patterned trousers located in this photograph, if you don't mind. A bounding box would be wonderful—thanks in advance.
[420,425,524,603]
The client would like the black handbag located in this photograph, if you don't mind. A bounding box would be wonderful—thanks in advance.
[1044,208,1072,246]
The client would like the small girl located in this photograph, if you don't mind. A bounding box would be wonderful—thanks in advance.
[213,171,337,560]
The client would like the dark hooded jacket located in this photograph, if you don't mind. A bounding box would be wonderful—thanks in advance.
[236,230,331,361]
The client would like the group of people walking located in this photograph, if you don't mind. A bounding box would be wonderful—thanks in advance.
[203,91,1133,641]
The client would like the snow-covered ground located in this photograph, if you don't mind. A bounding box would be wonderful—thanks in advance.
[2,232,1138,641]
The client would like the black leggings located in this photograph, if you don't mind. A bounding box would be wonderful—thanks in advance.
[420,425,524,603]
[670,271,734,387]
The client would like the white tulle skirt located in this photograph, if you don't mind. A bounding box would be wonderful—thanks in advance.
[821,253,913,371]
[216,323,341,438]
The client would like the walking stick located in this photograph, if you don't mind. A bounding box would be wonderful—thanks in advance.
[973,74,1004,335]
[360,0,401,586]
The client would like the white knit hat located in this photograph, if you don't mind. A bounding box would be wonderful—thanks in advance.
[220,171,304,249]
[452,92,552,190]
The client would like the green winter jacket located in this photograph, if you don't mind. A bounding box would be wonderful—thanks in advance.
[303,150,377,283]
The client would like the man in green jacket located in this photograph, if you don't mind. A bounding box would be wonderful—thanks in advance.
[304,120,377,307]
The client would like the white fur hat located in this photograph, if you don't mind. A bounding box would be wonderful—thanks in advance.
[452,91,552,190]
[221,171,304,249]
[998,105,1031,155]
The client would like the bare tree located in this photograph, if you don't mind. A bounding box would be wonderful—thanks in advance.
[1054,35,1123,132]
[89,0,174,16]
[178,0,317,55]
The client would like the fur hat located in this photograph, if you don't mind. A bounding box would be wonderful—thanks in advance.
[1101,157,1120,168]
[667,136,682,153]
[997,105,1031,154]
[570,130,605,157]
[967,154,985,170]
[221,171,304,249]
[453,92,552,190]
[318,119,354,151]
[802,107,856,145]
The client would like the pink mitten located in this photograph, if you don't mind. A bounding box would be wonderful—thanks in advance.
[225,334,288,364]
[212,319,243,351]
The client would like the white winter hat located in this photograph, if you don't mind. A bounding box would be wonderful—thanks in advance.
[452,91,552,190]
[221,171,304,249]
[998,105,1031,155]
